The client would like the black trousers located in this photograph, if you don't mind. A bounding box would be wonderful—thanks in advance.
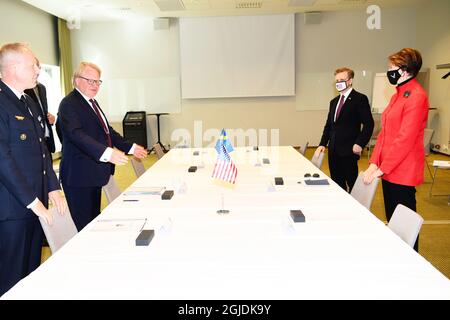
[62,184,102,232]
[382,179,419,252]
[0,217,43,296]
[328,153,359,193]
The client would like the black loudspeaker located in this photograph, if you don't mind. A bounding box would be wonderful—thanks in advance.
[304,12,322,25]
[153,18,170,30]
[122,111,147,149]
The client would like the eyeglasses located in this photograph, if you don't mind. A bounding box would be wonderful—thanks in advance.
[77,76,103,86]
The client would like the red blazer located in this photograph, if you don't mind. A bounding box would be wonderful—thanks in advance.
[369,78,429,186]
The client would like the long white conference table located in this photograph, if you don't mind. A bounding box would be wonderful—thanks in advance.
[3,146,450,299]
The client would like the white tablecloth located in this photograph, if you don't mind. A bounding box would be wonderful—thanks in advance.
[3,146,450,299]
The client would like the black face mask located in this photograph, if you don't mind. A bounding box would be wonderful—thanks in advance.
[387,68,402,85]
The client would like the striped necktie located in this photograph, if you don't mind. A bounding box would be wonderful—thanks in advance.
[89,99,112,147]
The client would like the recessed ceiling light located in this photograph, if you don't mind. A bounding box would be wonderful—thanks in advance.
[236,1,263,9]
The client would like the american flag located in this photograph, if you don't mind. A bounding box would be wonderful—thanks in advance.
[212,130,237,184]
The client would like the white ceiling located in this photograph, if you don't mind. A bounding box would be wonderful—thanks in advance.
[21,0,426,21]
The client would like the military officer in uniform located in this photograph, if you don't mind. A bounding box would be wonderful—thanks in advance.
[0,43,65,296]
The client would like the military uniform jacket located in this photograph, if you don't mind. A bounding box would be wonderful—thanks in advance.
[0,80,59,221]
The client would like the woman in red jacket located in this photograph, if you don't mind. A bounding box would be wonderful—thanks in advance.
[363,48,429,252]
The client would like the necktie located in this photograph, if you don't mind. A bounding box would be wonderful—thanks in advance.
[89,99,112,147]
[32,87,50,137]
[20,95,33,117]
[335,94,345,121]
[21,95,45,132]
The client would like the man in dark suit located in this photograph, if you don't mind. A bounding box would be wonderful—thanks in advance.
[57,62,147,231]
[24,69,56,153]
[315,67,374,192]
[0,43,65,296]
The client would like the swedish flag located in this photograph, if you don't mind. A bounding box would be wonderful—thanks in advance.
[215,129,234,154]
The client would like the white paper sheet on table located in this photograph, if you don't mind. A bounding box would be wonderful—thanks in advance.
[123,186,166,196]
[91,219,147,232]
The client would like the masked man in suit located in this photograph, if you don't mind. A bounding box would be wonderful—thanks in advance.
[314,67,374,192]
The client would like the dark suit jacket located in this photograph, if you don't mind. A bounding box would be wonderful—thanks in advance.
[57,89,133,188]
[0,80,60,221]
[24,83,56,153]
[319,89,374,157]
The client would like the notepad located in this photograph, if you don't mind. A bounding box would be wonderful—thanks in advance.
[123,187,165,196]
[304,179,329,185]
[91,218,147,232]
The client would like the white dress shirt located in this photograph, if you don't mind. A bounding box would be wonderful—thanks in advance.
[334,87,353,122]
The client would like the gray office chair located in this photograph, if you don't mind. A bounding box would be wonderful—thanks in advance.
[153,143,165,160]
[388,204,424,248]
[311,151,325,169]
[299,141,309,156]
[52,164,60,179]
[423,128,434,178]
[350,171,379,210]
[103,175,121,204]
[367,113,381,159]
[38,206,78,253]
[429,160,450,197]
[131,157,146,178]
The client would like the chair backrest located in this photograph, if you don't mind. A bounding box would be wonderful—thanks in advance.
[131,157,146,178]
[423,128,434,155]
[38,206,78,253]
[153,143,165,160]
[52,163,60,180]
[299,141,309,155]
[311,151,325,169]
[103,175,121,204]
[350,171,379,210]
[388,204,424,248]
[372,113,382,138]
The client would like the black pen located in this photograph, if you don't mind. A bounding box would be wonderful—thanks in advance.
[123,199,139,202]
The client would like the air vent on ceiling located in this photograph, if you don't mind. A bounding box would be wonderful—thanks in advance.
[154,0,185,11]
[338,0,367,3]
[236,1,263,9]
[288,0,317,6]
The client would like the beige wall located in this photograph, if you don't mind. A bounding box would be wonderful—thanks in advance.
[0,0,58,66]
[71,4,449,150]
